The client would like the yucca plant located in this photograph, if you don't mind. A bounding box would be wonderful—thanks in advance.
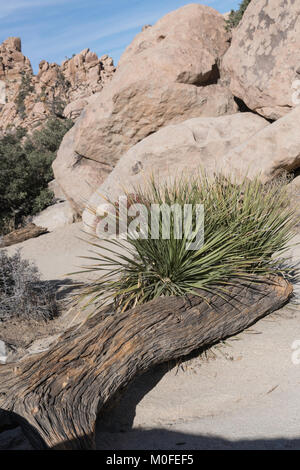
[73,172,297,315]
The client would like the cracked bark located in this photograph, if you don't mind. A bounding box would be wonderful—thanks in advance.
[0,275,292,450]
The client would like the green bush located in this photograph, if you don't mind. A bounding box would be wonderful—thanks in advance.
[0,118,73,235]
[225,0,252,31]
[74,172,296,315]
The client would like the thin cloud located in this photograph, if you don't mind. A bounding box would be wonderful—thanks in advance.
[0,0,240,72]
[0,0,73,19]
[37,15,159,56]
[22,0,213,57]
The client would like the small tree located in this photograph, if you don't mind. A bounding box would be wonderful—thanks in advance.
[225,0,252,31]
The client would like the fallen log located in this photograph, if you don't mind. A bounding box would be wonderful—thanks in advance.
[0,275,293,450]
[0,223,47,248]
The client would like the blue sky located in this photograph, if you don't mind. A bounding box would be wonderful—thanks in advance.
[0,0,240,73]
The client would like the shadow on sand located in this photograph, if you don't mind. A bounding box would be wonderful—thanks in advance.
[1,401,300,450]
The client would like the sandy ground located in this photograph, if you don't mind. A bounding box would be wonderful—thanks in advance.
[2,222,300,450]
[4,222,93,281]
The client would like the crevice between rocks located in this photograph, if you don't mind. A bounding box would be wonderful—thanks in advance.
[73,151,114,169]
[197,63,221,86]
[234,96,275,123]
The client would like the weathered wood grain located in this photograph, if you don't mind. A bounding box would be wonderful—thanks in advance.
[0,275,293,449]
[0,223,47,248]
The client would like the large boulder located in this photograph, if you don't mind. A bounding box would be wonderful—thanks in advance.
[53,4,238,213]
[32,201,77,232]
[220,105,300,180]
[82,112,268,231]
[222,0,300,120]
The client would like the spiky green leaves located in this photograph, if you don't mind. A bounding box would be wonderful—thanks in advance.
[74,172,296,315]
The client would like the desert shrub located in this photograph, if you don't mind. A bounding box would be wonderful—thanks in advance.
[225,0,252,31]
[75,172,296,314]
[0,250,58,321]
[0,118,73,235]
[24,117,72,154]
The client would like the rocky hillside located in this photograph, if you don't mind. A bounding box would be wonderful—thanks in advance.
[0,37,115,134]
[1,1,300,234]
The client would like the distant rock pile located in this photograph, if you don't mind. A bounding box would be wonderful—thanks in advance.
[0,37,32,101]
[0,37,115,134]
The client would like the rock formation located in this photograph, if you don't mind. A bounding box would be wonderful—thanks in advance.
[0,37,32,103]
[84,102,300,232]
[222,0,300,120]
[220,105,300,180]
[83,112,268,230]
[3,1,300,227]
[32,201,77,232]
[0,38,115,134]
[53,4,238,213]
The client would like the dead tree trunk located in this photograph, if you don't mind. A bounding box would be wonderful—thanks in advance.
[0,223,47,248]
[0,276,293,450]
